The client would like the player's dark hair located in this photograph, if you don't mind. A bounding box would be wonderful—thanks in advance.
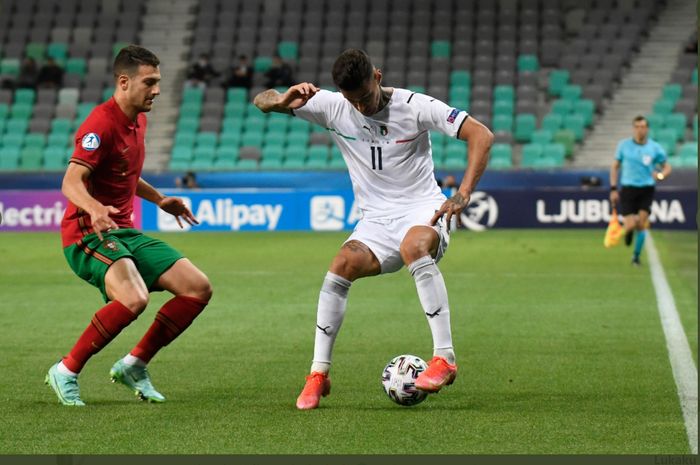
[332,49,374,91]
[633,115,648,125]
[113,45,160,78]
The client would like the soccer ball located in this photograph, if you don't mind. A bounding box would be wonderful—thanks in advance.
[381,355,428,406]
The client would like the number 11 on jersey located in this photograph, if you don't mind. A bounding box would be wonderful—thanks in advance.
[371,146,383,170]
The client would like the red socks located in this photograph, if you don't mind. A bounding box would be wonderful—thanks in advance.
[62,300,137,373]
[130,295,208,363]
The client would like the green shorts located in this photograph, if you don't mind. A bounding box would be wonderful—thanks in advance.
[64,228,184,302]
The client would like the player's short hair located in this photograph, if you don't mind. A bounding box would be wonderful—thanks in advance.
[633,115,648,125]
[332,49,374,91]
[113,45,160,78]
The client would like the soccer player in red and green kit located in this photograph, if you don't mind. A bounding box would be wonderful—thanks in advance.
[45,45,213,406]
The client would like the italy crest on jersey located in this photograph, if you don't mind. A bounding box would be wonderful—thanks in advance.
[81,133,101,151]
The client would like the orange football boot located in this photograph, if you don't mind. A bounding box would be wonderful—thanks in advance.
[415,356,457,393]
[296,371,331,410]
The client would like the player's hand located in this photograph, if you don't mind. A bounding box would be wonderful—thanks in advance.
[89,205,120,241]
[158,196,199,228]
[431,192,470,227]
[609,190,619,206]
[279,83,319,110]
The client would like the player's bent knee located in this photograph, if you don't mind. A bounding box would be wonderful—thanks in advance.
[118,291,149,314]
[329,255,362,281]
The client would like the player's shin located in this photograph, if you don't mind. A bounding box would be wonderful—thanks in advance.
[409,256,455,365]
[634,229,647,260]
[62,300,137,374]
[130,295,208,363]
[311,272,351,374]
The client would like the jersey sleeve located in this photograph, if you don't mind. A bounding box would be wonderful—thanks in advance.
[292,89,339,128]
[70,111,112,171]
[653,141,668,165]
[412,93,469,138]
[614,140,625,162]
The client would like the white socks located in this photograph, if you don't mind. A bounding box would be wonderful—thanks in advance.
[311,272,352,374]
[57,361,78,377]
[408,256,456,365]
[123,354,146,367]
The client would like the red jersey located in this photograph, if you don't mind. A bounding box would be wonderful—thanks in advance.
[60,97,147,247]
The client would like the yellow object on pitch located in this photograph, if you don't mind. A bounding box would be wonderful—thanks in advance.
[604,209,623,248]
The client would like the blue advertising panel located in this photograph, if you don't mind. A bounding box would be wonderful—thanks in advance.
[140,188,697,232]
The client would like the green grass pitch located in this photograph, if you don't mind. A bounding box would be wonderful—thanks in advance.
[0,229,695,454]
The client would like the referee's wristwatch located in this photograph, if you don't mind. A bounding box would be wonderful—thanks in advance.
[655,172,665,181]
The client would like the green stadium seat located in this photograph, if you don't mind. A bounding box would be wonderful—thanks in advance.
[282,157,305,169]
[653,99,675,115]
[543,143,566,164]
[51,118,73,134]
[531,129,553,144]
[25,43,46,61]
[259,157,284,169]
[662,84,682,103]
[278,41,299,60]
[193,146,216,161]
[521,143,544,166]
[492,114,513,133]
[431,143,444,160]
[10,103,32,119]
[101,87,113,102]
[189,158,214,171]
[182,87,204,102]
[443,151,467,169]
[15,89,36,105]
[514,113,536,142]
[213,158,236,170]
[288,131,309,146]
[532,156,561,168]
[489,143,512,165]
[694,114,698,140]
[0,119,6,134]
[222,117,243,135]
[226,87,247,103]
[306,156,330,169]
[0,146,20,170]
[308,145,329,159]
[0,58,20,76]
[171,146,193,162]
[431,131,447,147]
[5,118,28,134]
[47,43,68,60]
[561,85,582,102]
[431,41,451,58]
[219,132,242,148]
[548,69,569,97]
[241,131,264,147]
[693,69,698,85]
[542,113,563,133]
[195,132,218,148]
[553,129,576,157]
[328,157,346,169]
[493,100,514,116]
[2,132,25,148]
[0,103,8,119]
[254,57,273,72]
[664,113,687,141]
[216,146,239,162]
[408,86,425,94]
[551,99,573,116]
[224,100,246,117]
[174,132,196,149]
[65,58,86,77]
[168,159,190,170]
[677,142,697,159]
[655,129,677,155]
[563,114,585,141]
[494,85,514,102]
[450,70,471,87]
[43,146,67,170]
[517,54,539,72]
[262,145,284,161]
[47,132,70,148]
[574,99,595,127]
[289,118,310,133]
[177,117,199,134]
[646,113,665,130]
[264,131,286,147]
[268,113,290,131]
[20,146,43,170]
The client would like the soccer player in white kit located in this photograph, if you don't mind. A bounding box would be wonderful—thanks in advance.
[254,49,493,410]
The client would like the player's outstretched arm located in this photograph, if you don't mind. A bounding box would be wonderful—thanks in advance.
[253,82,319,114]
[62,162,119,240]
[431,117,494,226]
[137,177,198,229]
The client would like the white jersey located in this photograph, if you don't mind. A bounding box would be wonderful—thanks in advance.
[293,88,469,220]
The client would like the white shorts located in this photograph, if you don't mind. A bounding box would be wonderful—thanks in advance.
[346,203,450,274]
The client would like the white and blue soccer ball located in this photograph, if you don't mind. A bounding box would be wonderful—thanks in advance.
[381,354,428,406]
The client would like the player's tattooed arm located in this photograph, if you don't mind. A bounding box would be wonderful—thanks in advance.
[253,82,319,114]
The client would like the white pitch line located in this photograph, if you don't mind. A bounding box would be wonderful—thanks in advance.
[646,233,698,454]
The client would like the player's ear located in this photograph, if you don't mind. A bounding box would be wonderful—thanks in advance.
[375,68,382,85]
[117,74,129,91]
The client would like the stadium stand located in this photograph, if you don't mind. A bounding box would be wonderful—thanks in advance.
[0,0,695,173]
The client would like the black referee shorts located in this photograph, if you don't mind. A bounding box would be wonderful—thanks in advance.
[620,186,655,215]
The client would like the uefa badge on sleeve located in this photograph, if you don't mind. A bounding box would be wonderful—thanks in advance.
[81,133,101,151]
